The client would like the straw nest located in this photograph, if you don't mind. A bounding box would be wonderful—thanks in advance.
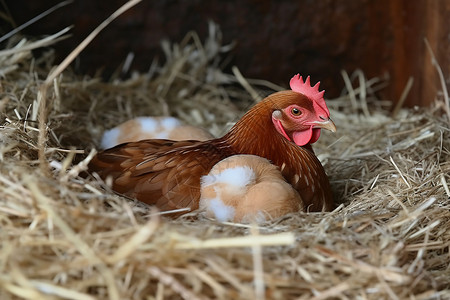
[1,23,449,300]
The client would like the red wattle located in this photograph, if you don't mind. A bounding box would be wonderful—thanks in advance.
[292,127,313,146]
[273,120,320,146]
[310,128,321,144]
[292,127,321,146]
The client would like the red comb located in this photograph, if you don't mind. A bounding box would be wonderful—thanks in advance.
[290,74,329,115]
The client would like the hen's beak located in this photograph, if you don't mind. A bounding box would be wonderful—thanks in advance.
[311,119,337,132]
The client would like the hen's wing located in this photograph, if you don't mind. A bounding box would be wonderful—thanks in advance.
[89,139,230,213]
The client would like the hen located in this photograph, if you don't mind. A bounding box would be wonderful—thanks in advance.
[89,74,336,214]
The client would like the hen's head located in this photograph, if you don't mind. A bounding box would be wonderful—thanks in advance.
[270,74,336,146]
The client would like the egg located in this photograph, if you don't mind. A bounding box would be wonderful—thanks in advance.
[199,155,304,223]
[100,116,214,149]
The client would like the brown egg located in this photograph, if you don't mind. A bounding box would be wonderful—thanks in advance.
[199,155,303,223]
[100,117,214,149]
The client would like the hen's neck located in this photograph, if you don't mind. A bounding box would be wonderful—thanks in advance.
[224,101,276,153]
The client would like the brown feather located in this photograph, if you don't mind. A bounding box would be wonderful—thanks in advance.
[89,139,233,214]
[89,90,334,215]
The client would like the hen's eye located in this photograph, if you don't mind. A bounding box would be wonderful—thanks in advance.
[291,107,302,116]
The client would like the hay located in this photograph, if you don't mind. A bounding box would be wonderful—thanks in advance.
[1,23,450,300]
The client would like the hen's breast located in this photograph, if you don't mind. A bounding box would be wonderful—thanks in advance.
[276,145,333,212]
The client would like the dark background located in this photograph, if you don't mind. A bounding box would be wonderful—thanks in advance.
[2,0,449,106]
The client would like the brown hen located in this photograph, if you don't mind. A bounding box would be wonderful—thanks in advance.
[89,74,336,214]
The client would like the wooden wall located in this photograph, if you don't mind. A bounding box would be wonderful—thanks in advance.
[2,0,449,107]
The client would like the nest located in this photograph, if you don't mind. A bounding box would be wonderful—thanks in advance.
[1,21,449,300]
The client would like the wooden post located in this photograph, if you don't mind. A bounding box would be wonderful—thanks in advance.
[387,0,449,107]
